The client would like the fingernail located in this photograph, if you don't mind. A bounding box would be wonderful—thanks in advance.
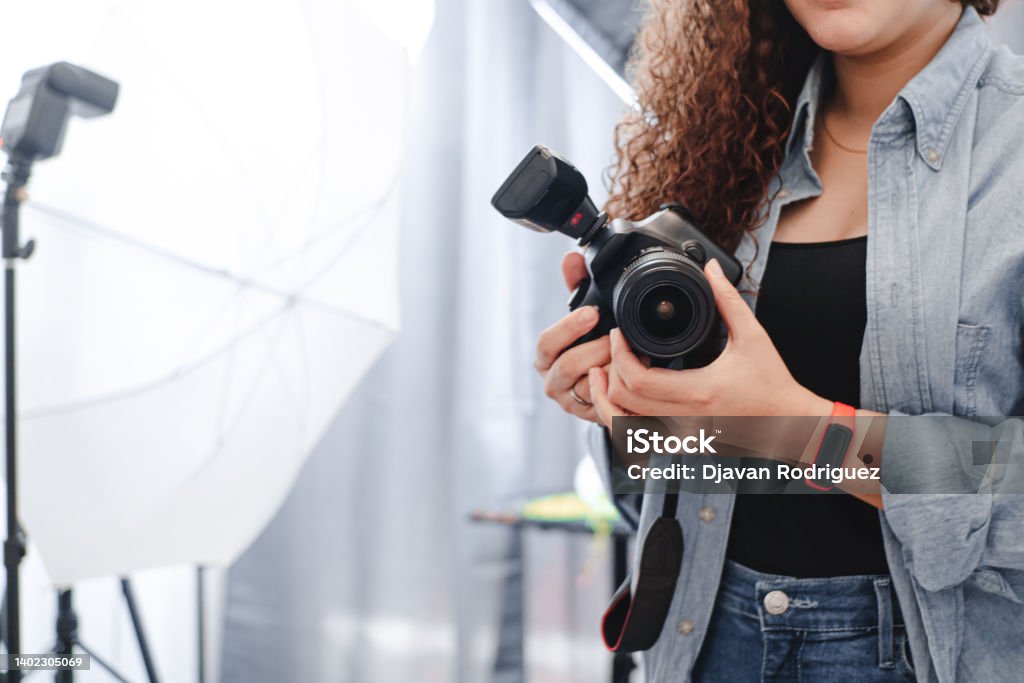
[579,306,598,324]
[706,258,723,278]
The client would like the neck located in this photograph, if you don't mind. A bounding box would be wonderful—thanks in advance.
[830,7,962,127]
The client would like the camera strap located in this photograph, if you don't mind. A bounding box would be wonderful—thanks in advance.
[601,491,682,653]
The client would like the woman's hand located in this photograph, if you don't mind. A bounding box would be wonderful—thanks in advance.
[534,252,611,423]
[588,259,833,426]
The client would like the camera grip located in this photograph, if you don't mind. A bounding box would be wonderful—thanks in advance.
[565,277,684,368]
[567,278,614,349]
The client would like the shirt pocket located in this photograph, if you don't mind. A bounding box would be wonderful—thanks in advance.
[969,567,1023,604]
[953,323,992,417]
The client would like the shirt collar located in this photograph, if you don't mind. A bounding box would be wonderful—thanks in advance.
[786,6,992,170]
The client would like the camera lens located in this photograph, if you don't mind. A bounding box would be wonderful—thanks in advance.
[637,285,696,340]
[612,248,714,359]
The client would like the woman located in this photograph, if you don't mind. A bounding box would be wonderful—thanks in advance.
[534,0,1023,680]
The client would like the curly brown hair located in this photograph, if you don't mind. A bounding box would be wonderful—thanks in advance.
[605,0,1000,254]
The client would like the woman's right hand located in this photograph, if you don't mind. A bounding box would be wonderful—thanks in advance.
[534,252,611,423]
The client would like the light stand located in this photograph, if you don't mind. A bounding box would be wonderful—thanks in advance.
[2,161,159,683]
[0,61,123,683]
[1,154,32,683]
[53,582,161,683]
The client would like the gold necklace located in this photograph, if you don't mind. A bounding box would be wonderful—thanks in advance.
[821,114,868,154]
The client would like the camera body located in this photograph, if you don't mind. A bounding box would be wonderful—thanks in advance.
[492,145,742,366]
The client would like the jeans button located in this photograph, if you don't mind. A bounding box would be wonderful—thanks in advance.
[764,590,790,615]
[698,506,716,522]
[677,619,695,635]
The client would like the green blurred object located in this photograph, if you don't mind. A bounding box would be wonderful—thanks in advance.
[520,491,619,527]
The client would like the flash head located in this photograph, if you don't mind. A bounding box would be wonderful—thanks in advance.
[1,62,119,162]
[491,145,603,242]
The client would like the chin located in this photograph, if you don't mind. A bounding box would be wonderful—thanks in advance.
[806,22,878,54]
[785,1,886,55]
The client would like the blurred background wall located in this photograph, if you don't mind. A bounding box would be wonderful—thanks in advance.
[220,1,626,681]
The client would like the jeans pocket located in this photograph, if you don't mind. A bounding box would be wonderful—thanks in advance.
[953,323,991,417]
[896,629,917,681]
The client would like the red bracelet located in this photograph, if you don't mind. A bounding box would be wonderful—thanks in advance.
[831,401,857,425]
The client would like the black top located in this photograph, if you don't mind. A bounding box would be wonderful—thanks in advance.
[725,235,889,577]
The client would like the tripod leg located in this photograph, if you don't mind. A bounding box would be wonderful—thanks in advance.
[55,589,76,683]
[0,522,26,658]
[57,585,141,683]
[0,585,6,649]
[0,586,8,683]
[196,566,205,683]
[120,578,159,683]
[72,641,132,683]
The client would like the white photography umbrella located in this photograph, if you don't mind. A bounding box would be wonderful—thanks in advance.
[0,0,431,586]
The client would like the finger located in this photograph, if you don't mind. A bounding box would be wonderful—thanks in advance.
[705,258,759,341]
[534,306,600,372]
[606,360,687,416]
[551,371,600,422]
[573,376,592,405]
[608,328,676,394]
[556,392,599,422]
[544,336,611,397]
[561,251,588,291]
[588,367,623,427]
[608,329,715,414]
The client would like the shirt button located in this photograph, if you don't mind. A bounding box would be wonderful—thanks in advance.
[698,506,716,522]
[777,189,791,199]
[926,149,939,163]
[677,619,695,635]
[764,590,790,615]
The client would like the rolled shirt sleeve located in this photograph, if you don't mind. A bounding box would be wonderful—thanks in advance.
[881,411,1024,594]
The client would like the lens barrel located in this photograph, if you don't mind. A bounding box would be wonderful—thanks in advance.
[612,248,714,359]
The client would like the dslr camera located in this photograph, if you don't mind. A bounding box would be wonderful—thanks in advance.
[492,145,742,367]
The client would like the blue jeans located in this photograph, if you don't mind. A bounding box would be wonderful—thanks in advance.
[691,561,916,682]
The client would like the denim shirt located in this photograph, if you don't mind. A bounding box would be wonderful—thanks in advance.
[589,8,1024,682]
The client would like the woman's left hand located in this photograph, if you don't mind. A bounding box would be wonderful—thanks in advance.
[588,259,833,426]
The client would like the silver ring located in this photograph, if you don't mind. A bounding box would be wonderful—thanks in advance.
[570,380,592,407]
